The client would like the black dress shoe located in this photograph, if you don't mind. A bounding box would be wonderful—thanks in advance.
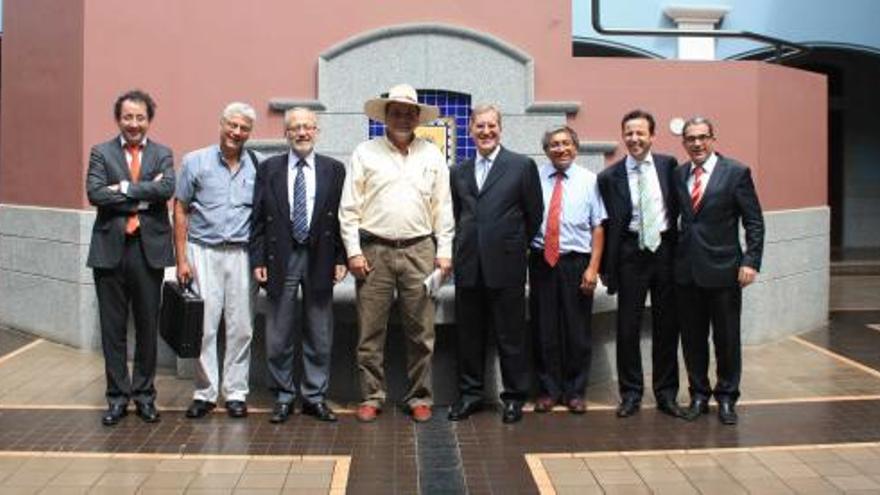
[225,400,248,418]
[302,401,338,422]
[270,402,292,424]
[683,397,710,421]
[185,400,216,419]
[718,401,738,425]
[656,399,686,419]
[135,401,160,423]
[502,401,523,424]
[616,398,640,418]
[102,403,127,426]
[448,400,482,421]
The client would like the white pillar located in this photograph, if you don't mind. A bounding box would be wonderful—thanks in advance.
[663,5,730,60]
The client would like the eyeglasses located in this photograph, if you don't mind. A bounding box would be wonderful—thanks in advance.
[287,124,317,133]
[683,134,714,144]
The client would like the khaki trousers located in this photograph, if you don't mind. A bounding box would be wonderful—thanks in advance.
[356,237,435,408]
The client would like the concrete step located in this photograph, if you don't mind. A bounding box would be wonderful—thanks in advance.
[831,260,880,276]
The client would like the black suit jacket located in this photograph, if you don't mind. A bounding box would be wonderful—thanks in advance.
[250,153,346,298]
[597,153,678,294]
[673,154,764,288]
[86,137,175,269]
[451,146,543,289]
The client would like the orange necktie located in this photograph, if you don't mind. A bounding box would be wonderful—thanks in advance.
[543,172,564,267]
[125,143,142,235]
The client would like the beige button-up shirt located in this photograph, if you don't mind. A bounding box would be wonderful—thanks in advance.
[339,135,454,259]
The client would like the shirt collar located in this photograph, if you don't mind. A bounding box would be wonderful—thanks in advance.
[119,135,147,149]
[288,150,315,169]
[692,152,718,174]
[625,152,654,172]
[477,145,501,164]
[213,144,254,168]
[382,134,418,154]
[541,161,576,180]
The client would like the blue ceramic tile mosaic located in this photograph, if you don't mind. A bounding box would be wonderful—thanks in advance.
[368,89,476,165]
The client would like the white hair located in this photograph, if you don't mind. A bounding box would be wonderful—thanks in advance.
[221,102,257,123]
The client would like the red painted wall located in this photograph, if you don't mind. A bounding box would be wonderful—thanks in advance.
[0,0,84,209]
[0,0,826,211]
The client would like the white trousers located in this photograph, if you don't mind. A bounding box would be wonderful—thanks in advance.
[187,242,253,403]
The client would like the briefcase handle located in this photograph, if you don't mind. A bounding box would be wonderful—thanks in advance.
[181,280,199,298]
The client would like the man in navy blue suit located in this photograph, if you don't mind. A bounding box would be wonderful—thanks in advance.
[250,107,347,423]
[449,104,543,424]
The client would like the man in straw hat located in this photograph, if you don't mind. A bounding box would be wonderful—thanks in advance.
[339,83,454,423]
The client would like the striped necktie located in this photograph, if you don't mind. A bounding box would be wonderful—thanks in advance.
[691,165,705,211]
[291,160,308,243]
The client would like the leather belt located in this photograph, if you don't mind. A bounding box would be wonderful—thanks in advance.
[360,231,430,249]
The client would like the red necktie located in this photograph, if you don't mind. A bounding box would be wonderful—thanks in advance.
[690,165,704,211]
[544,173,564,267]
[125,143,142,235]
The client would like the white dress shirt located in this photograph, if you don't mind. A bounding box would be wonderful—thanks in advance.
[626,152,668,233]
[474,146,501,191]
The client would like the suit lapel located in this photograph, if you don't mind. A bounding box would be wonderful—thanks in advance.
[460,159,479,198]
[310,155,331,233]
[679,163,696,218]
[698,157,729,214]
[479,147,509,196]
[655,158,671,205]
[612,162,632,216]
[139,141,158,180]
[110,138,132,181]
[271,161,291,222]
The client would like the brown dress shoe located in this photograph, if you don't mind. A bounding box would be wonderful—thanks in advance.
[411,405,432,423]
[356,404,379,422]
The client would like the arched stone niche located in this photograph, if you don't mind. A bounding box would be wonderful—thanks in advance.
[268,23,580,163]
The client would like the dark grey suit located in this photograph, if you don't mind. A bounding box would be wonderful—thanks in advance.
[250,153,346,404]
[86,137,175,406]
[450,146,543,403]
[673,154,764,403]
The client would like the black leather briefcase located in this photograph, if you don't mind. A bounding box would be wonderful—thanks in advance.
[159,281,204,358]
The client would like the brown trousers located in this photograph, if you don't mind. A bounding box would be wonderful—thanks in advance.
[356,237,435,408]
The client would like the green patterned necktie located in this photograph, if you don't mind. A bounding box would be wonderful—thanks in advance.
[638,162,661,252]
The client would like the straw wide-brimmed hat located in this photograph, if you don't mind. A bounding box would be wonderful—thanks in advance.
[363,83,440,124]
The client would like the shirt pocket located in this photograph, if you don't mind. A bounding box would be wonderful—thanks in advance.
[232,175,255,206]
[414,166,437,199]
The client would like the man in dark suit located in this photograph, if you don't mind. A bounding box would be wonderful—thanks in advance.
[674,116,764,425]
[449,104,544,423]
[250,107,347,423]
[86,89,175,426]
[597,110,685,419]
